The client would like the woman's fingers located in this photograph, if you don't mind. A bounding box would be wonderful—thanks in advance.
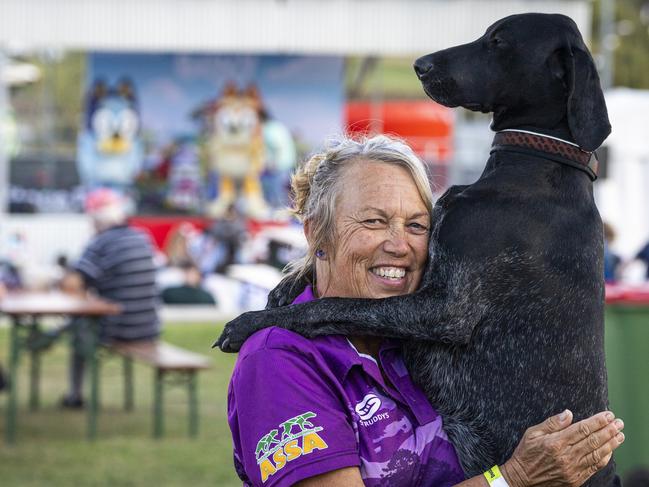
[578,425,625,467]
[574,432,625,485]
[573,418,623,459]
[525,409,574,439]
[504,410,623,487]
[554,411,615,445]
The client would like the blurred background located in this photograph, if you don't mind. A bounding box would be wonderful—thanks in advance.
[0,0,648,485]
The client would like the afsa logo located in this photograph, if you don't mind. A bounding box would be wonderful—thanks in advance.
[355,393,382,421]
[255,411,328,483]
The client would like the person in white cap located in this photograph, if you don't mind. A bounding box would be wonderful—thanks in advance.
[59,188,160,408]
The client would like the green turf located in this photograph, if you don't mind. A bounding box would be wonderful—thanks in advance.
[0,322,240,486]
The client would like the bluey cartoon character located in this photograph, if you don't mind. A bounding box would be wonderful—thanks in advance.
[77,78,143,189]
[198,83,268,218]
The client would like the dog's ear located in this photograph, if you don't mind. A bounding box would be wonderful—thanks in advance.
[564,44,611,151]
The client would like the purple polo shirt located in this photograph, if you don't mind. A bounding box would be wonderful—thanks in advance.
[227,286,464,486]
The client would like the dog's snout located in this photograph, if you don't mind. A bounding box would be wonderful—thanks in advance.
[414,57,433,78]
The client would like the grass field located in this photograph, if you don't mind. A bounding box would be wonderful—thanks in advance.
[0,322,241,486]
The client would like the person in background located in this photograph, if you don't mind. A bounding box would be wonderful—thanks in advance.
[0,263,21,392]
[603,222,622,283]
[161,260,216,305]
[631,235,649,280]
[59,188,160,408]
[198,204,246,274]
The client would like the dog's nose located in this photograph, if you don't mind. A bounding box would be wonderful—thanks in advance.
[414,57,433,78]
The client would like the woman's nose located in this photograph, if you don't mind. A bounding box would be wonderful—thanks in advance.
[383,228,409,256]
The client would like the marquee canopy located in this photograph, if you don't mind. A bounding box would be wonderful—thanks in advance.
[0,0,591,55]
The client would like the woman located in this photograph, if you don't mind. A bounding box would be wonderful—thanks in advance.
[227,135,624,487]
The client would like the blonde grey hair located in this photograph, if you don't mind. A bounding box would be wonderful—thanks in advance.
[286,133,433,282]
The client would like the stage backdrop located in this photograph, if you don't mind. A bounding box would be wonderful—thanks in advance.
[80,53,344,215]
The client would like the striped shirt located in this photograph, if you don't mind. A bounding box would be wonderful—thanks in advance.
[75,225,160,341]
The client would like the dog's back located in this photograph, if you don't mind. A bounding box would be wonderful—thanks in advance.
[404,151,610,481]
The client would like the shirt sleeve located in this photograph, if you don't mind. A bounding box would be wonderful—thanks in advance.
[228,347,359,487]
[74,238,104,285]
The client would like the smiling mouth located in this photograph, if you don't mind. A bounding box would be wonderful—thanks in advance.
[370,266,407,281]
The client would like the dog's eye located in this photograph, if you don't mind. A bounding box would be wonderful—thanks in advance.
[490,36,506,47]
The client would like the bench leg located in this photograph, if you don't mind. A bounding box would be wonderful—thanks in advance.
[123,357,134,411]
[29,349,41,411]
[5,318,22,445]
[86,319,100,441]
[153,369,164,438]
[28,317,42,411]
[188,372,198,438]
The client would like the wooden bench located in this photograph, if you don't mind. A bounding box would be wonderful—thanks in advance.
[105,340,211,438]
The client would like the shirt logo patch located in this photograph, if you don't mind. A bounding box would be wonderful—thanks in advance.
[355,393,382,421]
[255,411,329,483]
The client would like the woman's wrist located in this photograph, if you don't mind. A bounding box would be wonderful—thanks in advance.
[500,460,526,487]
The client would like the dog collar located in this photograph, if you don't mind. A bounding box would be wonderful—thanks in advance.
[491,130,598,181]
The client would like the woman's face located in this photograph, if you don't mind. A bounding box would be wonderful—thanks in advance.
[315,160,430,299]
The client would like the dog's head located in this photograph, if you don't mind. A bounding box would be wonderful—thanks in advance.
[414,13,610,151]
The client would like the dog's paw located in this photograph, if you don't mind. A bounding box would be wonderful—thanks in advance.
[213,313,258,353]
[266,286,289,309]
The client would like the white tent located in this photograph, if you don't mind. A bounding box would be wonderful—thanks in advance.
[0,0,590,55]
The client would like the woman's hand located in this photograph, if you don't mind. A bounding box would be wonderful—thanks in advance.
[501,409,624,487]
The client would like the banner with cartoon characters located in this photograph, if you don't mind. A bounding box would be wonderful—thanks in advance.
[80,53,344,217]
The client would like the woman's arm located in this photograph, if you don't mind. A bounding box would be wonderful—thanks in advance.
[456,410,624,487]
[229,344,362,487]
[294,466,364,486]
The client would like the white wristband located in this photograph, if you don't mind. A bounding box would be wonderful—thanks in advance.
[484,465,510,487]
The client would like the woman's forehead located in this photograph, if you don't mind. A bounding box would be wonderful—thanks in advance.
[338,161,428,213]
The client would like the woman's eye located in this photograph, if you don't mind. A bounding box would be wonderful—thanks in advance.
[408,222,429,232]
[363,219,384,225]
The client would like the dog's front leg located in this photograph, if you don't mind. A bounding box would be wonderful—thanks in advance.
[215,275,486,352]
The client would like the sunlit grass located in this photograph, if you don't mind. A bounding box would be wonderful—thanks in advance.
[0,322,240,486]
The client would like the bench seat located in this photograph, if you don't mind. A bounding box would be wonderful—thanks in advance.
[109,341,211,371]
[104,339,211,438]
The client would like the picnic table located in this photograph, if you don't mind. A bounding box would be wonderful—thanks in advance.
[0,290,121,445]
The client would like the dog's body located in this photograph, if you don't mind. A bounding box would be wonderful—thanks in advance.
[217,14,616,485]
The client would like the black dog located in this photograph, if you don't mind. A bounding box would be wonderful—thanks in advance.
[217,13,616,485]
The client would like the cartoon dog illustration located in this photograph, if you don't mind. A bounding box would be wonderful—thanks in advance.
[77,78,143,189]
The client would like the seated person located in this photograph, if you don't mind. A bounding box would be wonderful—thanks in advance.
[161,260,216,305]
[60,188,160,408]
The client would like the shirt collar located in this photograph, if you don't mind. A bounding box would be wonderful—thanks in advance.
[290,286,436,425]
[290,286,365,379]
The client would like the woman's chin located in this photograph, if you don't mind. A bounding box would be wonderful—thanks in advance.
[367,273,412,298]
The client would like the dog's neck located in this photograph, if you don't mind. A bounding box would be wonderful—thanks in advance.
[498,129,578,147]
[491,120,576,146]
[491,129,598,181]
